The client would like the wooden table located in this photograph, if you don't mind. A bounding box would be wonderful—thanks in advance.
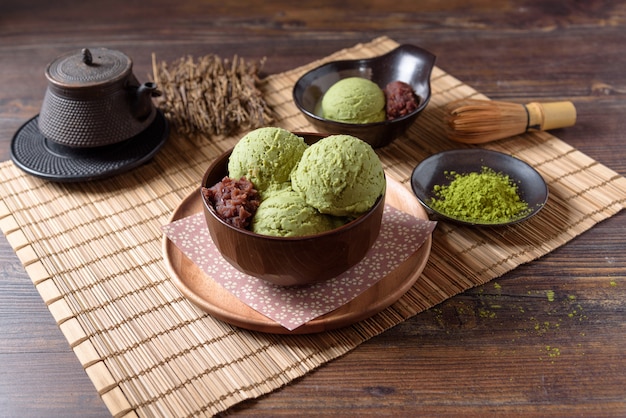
[1,1,625,416]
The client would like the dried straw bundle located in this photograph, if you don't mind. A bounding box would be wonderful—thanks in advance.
[445,99,576,144]
[152,53,274,137]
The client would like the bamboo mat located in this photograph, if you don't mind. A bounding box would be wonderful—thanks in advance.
[1,36,625,417]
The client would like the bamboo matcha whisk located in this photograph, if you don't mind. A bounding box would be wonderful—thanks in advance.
[444,98,577,144]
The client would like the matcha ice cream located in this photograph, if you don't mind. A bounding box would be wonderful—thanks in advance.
[221,128,384,236]
[291,134,385,217]
[321,77,386,124]
[228,127,308,195]
[251,188,342,237]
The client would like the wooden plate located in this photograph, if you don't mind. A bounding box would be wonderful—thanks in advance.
[163,177,432,334]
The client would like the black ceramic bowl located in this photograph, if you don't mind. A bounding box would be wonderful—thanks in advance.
[293,44,436,148]
[410,149,549,226]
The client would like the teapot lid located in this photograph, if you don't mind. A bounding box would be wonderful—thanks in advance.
[45,47,132,87]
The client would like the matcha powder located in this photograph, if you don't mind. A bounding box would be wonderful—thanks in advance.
[429,167,530,223]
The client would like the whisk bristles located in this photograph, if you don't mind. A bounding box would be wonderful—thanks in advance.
[444,98,576,144]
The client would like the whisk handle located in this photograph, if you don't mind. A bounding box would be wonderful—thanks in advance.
[525,101,577,131]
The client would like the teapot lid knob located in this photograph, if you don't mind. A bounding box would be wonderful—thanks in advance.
[82,48,93,65]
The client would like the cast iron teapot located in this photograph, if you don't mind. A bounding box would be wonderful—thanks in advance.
[38,47,160,148]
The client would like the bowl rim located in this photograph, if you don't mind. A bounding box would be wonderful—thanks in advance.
[292,44,436,128]
[201,185,385,241]
[410,148,549,226]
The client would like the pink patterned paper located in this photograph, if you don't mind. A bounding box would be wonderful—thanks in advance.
[162,206,436,331]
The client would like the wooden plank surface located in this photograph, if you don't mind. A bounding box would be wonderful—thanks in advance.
[1,1,625,416]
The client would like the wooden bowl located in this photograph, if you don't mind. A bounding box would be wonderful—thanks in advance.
[292,44,436,148]
[201,133,385,286]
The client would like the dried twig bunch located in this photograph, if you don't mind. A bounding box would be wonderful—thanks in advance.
[151,53,273,137]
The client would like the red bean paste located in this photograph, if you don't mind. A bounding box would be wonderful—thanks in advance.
[384,81,419,119]
[202,177,261,229]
